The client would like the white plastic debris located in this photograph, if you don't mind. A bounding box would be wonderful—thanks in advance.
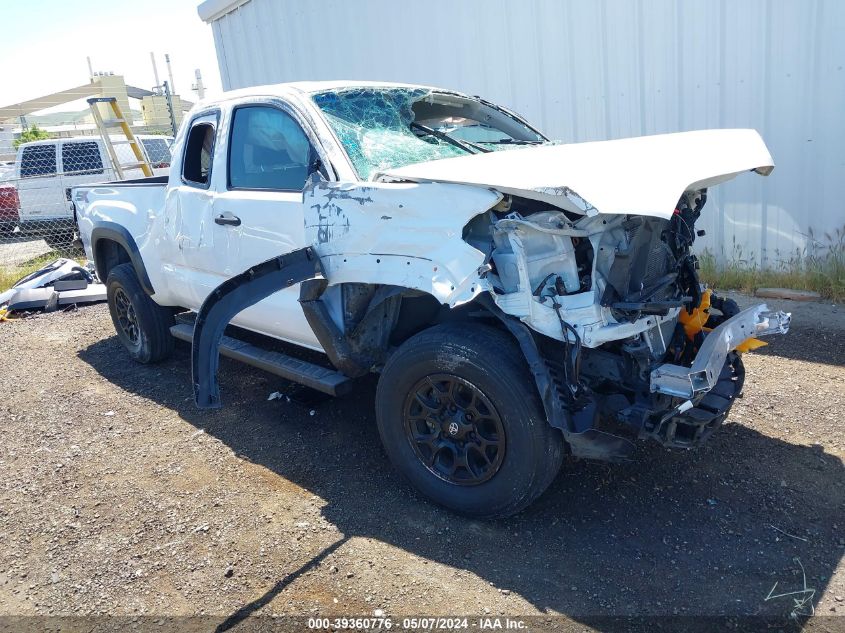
[0,258,106,313]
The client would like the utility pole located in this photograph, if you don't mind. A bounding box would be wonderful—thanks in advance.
[193,69,206,100]
[164,54,176,96]
[163,81,177,137]
[150,52,161,92]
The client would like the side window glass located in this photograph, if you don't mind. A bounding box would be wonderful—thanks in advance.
[20,145,57,178]
[228,106,313,190]
[182,122,215,186]
[61,141,103,176]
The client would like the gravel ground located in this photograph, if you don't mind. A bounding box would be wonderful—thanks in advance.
[0,295,842,630]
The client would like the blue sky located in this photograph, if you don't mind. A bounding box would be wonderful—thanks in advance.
[3,0,223,110]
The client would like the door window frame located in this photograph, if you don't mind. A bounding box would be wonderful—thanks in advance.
[180,110,220,190]
[225,100,332,193]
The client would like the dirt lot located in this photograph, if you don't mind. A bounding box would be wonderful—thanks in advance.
[0,293,843,630]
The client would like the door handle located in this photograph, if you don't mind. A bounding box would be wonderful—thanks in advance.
[214,212,241,227]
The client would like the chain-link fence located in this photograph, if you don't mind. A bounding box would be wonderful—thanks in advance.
[0,134,172,288]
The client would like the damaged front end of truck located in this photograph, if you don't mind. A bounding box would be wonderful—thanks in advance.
[191,93,789,461]
[365,126,791,459]
[474,195,791,459]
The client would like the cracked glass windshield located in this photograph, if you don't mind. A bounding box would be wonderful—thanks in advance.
[312,88,545,179]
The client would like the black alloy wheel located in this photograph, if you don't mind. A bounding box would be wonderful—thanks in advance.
[113,286,140,348]
[403,373,506,486]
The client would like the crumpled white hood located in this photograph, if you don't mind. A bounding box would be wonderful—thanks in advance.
[377,129,774,219]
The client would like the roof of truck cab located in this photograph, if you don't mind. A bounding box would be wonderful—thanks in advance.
[197,80,453,107]
[289,80,441,94]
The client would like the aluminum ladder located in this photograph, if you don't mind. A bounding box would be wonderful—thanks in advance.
[86,97,153,179]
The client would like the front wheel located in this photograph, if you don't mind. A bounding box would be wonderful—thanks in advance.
[375,323,563,518]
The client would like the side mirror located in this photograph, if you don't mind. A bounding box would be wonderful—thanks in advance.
[304,153,327,190]
[307,152,325,180]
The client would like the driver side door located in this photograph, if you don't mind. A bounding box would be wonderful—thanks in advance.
[209,102,323,349]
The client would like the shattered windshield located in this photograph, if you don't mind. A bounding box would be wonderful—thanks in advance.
[312,88,545,180]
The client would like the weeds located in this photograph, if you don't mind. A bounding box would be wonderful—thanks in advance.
[699,226,845,302]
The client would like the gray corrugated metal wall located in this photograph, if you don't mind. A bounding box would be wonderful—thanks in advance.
[204,0,845,265]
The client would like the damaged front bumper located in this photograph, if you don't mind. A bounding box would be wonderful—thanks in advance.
[592,303,790,453]
[650,304,791,399]
[642,351,746,449]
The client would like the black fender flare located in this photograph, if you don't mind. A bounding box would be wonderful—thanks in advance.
[192,247,322,409]
[90,222,155,295]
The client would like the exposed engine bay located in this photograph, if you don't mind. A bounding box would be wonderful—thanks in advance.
[467,192,701,346]
[462,189,790,457]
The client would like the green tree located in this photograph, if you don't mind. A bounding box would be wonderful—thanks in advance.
[13,125,51,149]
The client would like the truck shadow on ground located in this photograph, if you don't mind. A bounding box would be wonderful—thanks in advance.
[79,338,844,629]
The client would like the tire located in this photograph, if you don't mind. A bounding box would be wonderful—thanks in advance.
[375,323,563,518]
[106,263,174,363]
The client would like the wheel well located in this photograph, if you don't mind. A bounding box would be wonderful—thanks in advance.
[94,238,132,284]
[389,292,501,347]
[89,223,156,295]
[300,279,505,377]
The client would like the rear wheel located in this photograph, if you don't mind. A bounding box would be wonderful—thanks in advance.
[106,263,174,363]
[375,323,563,518]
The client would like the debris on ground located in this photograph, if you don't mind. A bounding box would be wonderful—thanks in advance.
[755,288,822,301]
[0,258,106,315]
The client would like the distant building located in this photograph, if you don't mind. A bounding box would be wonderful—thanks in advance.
[90,73,133,124]
[197,0,845,266]
[141,94,183,129]
[0,72,193,157]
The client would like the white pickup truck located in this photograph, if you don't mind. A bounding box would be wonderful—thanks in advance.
[73,81,790,518]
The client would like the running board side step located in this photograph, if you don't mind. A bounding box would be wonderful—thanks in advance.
[171,323,354,398]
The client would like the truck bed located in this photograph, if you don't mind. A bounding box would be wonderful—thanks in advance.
[73,178,169,264]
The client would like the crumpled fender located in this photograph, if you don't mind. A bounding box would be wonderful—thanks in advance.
[191,181,501,408]
[303,179,502,306]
